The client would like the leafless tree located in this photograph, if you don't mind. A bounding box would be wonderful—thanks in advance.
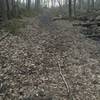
[68,0,72,17]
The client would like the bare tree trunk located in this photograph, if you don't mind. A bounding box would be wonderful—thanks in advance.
[6,0,11,19]
[26,0,31,9]
[47,0,49,8]
[57,0,62,8]
[87,0,90,12]
[35,0,40,10]
[73,0,76,17]
[96,0,100,9]
[91,0,95,10]
[11,0,16,17]
[78,0,82,9]
[68,0,72,18]
[51,0,54,7]
[65,0,68,7]
[0,0,7,20]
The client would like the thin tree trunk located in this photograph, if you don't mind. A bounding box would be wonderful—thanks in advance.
[6,0,11,19]
[26,0,31,9]
[87,0,90,12]
[68,0,72,18]
[35,0,40,10]
[78,0,82,9]
[0,0,7,20]
[73,0,76,17]
[91,0,95,10]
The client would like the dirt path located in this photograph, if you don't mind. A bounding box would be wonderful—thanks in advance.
[0,17,100,100]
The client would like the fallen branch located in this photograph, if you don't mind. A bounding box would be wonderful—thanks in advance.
[55,57,70,95]
[73,22,100,27]
[52,16,67,21]
[86,34,100,38]
[0,32,9,42]
[57,62,70,94]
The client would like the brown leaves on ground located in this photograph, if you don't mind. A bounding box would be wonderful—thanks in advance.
[0,17,100,100]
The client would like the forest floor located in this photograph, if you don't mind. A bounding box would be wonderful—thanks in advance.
[0,13,100,100]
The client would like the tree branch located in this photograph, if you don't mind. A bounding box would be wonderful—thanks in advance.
[0,32,9,42]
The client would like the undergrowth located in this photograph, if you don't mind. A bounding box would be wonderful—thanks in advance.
[1,9,38,34]
[2,18,26,34]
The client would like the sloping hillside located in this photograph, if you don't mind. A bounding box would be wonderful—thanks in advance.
[0,16,100,100]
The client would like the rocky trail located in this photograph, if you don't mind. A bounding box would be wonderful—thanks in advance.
[0,14,100,100]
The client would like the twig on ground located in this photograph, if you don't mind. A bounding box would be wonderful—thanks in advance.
[0,32,9,42]
[57,62,70,94]
[55,56,70,94]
